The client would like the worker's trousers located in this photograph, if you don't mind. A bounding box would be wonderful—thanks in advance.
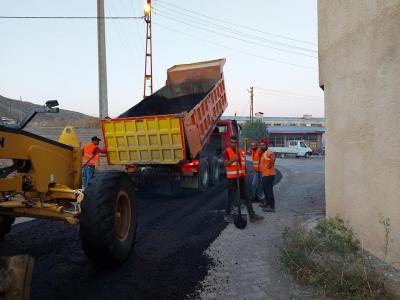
[250,171,265,200]
[262,175,275,209]
[226,177,255,217]
[82,165,95,190]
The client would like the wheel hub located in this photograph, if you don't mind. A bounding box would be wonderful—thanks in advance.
[115,191,131,242]
[203,169,209,186]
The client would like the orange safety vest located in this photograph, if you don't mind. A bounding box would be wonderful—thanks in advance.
[251,148,262,172]
[83,143,100,167]
[225,147,246,178]
[260,149,276,176]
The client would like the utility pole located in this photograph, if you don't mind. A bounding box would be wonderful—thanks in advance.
[248,86,254,122]
[143,0,153,98]
[97,0,108,118]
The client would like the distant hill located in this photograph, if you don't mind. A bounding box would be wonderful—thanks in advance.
[0,95,99,128]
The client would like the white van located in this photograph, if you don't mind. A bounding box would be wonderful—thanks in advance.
[269,140,313,158]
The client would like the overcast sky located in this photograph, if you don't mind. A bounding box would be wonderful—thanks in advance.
[0,0,323,118]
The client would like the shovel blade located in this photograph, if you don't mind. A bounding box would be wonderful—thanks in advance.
[233,213,248,229]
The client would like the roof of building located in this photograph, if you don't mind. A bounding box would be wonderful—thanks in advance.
[268,126,325,134]
[222,116,325,122]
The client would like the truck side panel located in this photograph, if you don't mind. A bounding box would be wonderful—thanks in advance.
[101,116,186,165]
[183,78,228,159]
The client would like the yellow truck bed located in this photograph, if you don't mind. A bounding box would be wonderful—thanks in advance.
[101,116,186,165]
[101,58,227,166]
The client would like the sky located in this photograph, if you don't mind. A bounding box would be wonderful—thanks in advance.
[0,0,324,118]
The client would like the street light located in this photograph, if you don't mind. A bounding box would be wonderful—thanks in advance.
[144,0,151,16]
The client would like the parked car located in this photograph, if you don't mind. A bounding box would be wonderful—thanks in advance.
[269,140,313,158]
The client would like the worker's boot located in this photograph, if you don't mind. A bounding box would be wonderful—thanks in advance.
[246,201,264,222]
[250,213,264,222]
[224,214,233,223]
[263,207,275,213]
[259,201,268,208]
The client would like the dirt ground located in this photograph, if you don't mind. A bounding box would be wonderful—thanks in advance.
[198,157,325,299]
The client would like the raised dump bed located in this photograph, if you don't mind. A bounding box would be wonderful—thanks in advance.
[101,58,228,165]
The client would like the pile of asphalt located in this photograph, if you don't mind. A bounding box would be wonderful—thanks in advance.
[119,93,207,117]
[0,183,228,299]
[0,170,282,299]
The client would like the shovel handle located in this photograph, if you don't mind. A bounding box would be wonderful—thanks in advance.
[244,138,248,175]
[235,147,241,211]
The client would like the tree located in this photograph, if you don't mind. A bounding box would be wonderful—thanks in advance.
[241,120,268,143]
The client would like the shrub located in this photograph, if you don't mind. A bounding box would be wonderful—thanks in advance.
[281,217,385,299]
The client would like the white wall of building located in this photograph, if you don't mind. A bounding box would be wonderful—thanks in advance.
[319,0,400,267]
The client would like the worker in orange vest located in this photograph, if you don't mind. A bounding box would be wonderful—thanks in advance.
[259,138,276,212]
[249,141,265,202]
[223,135,264,223]
[82,136,107,189]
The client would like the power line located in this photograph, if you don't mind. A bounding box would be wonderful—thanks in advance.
[240,98,251,116]
[153,6,317,53]
[105,2,141,83]
[255,87,323,99]
[124,0,146,69]
[154,21,316,70]
[153,0,316,46]
[0,15,143,20]
[255,91,323,102]
[153,12,317,59]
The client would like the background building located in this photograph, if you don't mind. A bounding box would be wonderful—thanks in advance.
[319,0,400,267]
[222,115,325,154]
[268,126,324,154]
[224,114,324,127]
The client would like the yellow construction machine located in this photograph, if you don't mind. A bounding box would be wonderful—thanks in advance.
[0,101,137,267]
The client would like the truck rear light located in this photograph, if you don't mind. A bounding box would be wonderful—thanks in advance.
[126,164,137,173]
[180,160,199,173]
[188,160,199,166]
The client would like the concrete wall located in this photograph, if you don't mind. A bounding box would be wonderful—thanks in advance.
[319,0,400,267]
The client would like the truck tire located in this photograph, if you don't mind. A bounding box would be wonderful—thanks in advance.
[209,156,220,186]
[198,159,210,191]
[0,216,15,243]
[79,171,137,267]
[305,152,312,159]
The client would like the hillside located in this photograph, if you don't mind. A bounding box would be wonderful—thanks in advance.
[0,95,99,128]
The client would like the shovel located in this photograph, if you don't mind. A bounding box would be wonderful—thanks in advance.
[233,138,248,229]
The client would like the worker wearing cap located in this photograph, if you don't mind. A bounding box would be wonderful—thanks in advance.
[248,140,265,202]
[82,136,107,189]
[259,138,276,212]
[223,135,264,223]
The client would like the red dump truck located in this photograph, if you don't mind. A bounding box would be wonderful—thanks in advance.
[101,58,238,195]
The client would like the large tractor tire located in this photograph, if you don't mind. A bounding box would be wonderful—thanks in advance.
[79,171,137,267]
[198,159,210,192]
[209,156,220,187]
[0,216,15,244]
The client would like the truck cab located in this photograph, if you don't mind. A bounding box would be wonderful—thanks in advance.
[213,119,239,151]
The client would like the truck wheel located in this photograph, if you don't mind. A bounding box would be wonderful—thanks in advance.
[305,152,312,159]
[209,156,220,186]
[198,159,210,191]
[0,216,15,243]
[79,171,137,267]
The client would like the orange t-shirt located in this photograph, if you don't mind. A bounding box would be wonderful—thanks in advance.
[260,149,276,176]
